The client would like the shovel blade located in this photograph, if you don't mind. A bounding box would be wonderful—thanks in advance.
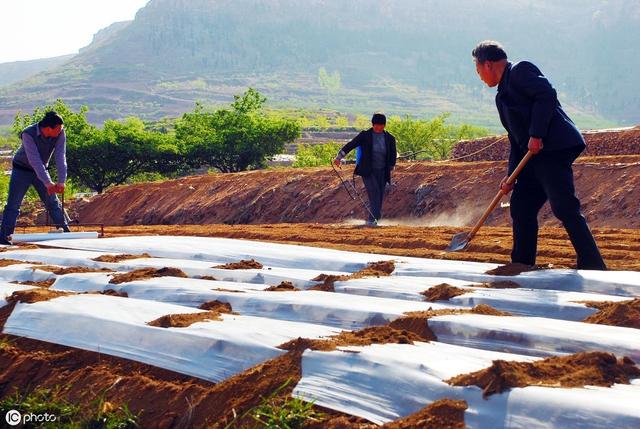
[446,232,470,252]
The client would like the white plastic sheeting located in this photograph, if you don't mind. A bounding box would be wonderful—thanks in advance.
[51,275,450,329]
[428,314,640,360]
[0,248,346,289]
[293,343,640,428]
[3,294,340,382]
[0,263,56,283]
[11,232,99,243]
[0,281,35,307]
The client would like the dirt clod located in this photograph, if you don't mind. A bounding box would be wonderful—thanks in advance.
[478,280,521,289]
[109,267,188,284]
[10,279,56,288]
[309,260,396,292]
[447,351,640,398]
[421,284,468,302]
[582,299,640,329]
[7,289,72,304]
[382,399,468,429]
[35,266,115,275]
[91,253,152,262]
[213,259,263,270]
[264,281,300,292]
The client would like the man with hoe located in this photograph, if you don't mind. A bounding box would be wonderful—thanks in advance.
[0,111,69,245]
[472,40,606,270]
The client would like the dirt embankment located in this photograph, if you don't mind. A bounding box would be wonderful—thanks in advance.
[74,154,640,229]
[451,126,640,161]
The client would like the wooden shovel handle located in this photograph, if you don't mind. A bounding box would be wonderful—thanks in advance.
[467,151,534,240]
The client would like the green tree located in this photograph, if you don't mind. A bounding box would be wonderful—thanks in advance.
[293,142,344,168]
[387,113,488,160]
[176,88,300,173]
[69,117,179,193]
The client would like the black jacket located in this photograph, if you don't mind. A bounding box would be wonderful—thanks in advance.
[340,128,397,184]
[496,61,585,173]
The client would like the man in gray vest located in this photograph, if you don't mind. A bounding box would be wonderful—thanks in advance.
[333,113,397,226]
[0,111,69,245]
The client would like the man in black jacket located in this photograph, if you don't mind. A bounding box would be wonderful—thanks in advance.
[472,40,606,270]
[333,113,397,226]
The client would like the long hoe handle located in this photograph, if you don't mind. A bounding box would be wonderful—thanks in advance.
[466,150,534,242]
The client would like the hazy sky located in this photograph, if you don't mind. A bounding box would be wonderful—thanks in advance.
[0,0,150,64]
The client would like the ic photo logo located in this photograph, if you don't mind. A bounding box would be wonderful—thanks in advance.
[5,409,21,426]
[5,409,57,426]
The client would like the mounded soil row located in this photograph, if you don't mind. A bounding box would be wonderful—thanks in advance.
[109,267,188,284]
[73,155,640,229]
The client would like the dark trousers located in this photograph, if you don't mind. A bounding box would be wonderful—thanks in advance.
[510,147,606,270]
[362,167,387,222]
[0,166,68,239]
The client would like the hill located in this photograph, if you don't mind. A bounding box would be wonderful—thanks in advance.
[0,0,638,127]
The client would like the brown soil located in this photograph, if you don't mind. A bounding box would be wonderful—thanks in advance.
[452,127,640,161]
[109,267,188,284]
[213,288,246,293]
[6,288,72,304]
[310,260,396,292]
[198,300,234,313]
[382,399,468,429]
[390,305,512,342]
[485,263,548,276]
[265,281,301,292]
[99,289,129,298]
[10,279,56,288]
[582,299,640,329]
[0,259,40,267]
[0,243,41,253]
[91,253,152,262]
[73,155,640,230]
[478,280,521,289]
[148,311,225,328]
[148,301,235,328]
[35,266,115,275]
[57,224,640,272]
[197,275,217,281]
[213,259,264,270]
[422,284,468,302]
[447,352,640,398]
[279,326,428,353]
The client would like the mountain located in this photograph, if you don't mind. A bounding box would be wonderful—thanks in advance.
[0,55,74,87]
[0,0,638,128]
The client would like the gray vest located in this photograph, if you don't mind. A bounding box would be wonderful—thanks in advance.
[14,124,57,170]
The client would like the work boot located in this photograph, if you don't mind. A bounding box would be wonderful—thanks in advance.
[0,236,12,245]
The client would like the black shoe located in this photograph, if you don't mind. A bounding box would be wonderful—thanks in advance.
[0,236,12,245]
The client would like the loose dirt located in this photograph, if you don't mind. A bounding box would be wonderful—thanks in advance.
[109,267,188,284]
[213,259,264,270]
[582,299,640,329]
[91,253,152,262]
[265,281,301,292]
[485,263,547,276]
[382,399,468,429]
[10,279,56,288]
[148,301,235,328]
[422,284,469,302]
[0,259,40,267]
[35,266,115,275]
[310,260,396,292]
[280,326,427,353]
[390,305,512,342]
[478,281,521,289]
[6,288,72,304]
[0,243,41,253]
[99,289,129,298]
[447,352,640,398]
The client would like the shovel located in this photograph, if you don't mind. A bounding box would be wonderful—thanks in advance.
[446,150,534,252]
